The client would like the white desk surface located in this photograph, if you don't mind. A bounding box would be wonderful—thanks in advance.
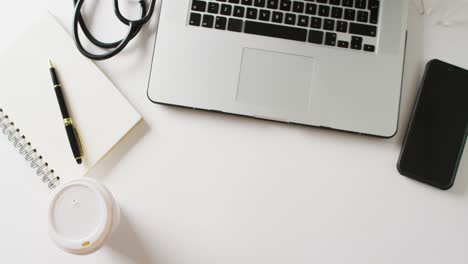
[1,1,467,263]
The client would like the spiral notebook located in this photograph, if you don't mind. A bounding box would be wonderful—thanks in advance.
[0,14,142,188]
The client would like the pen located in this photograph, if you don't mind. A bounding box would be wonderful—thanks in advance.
[49,60,84,165]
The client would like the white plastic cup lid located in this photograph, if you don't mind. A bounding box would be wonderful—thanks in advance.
[48,177,120,255]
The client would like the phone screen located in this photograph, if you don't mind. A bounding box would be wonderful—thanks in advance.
[398,60,468,190]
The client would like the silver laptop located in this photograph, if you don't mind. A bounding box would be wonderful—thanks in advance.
[148,0,408,137]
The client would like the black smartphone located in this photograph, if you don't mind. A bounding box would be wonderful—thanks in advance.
[398,59,468,190]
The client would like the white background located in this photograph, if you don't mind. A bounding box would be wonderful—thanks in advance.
[1,1,468,263]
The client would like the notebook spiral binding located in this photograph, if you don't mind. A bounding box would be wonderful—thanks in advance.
[0,108,60,189]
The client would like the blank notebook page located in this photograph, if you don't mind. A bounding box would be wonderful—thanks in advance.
[0,14,141,180]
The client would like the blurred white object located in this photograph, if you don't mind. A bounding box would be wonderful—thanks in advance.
[414,0,468,27]
[437,0,468,27]
[413,0,426,14]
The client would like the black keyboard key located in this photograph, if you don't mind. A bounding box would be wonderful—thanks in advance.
[293,1,305,13]
[233,6,245,17]
[267,0,279,9]
[192,0,207,12]
[280,0,292,11]
[367,0,378,8]
[241,0,253,5]
[349,22,377,37]
[229,0,240,4]
[351,36,363,50]
[272,11,283,22]
[215,16,227,29]
[325,32,337,46]
[259,9,271,21]
[298,15,309,27]
[336,20,348,32]
[331,7,343,19]
[202,14,214,28]
[285,13,296,25]
[221,4,233,15]
[368,0,379,24]
[355,0,366,9]
[317,0,328,3]
[247,8,258,19]
[323,19,335,30]
[308,30,324,44]
[254,0,266,7]
[364,44,375,52]
[189,13,202,26]
[330,0,341,5]
[342,0,353,7]
[228,18,243,31]
[338,40,349,48]
[244,20,307,41]
[344,9,356,20]
[310,17,322,28]
[318,5,330,16]
[216,0,227,2]
[208,2,220,13]
[357,10,369,23]
[305,3,317,15]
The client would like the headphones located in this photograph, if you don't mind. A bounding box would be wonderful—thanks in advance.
[73,0,157,61]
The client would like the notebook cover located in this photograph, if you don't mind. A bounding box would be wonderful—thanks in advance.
[0,14,142,180]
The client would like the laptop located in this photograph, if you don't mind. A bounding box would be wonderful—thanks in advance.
[148,0,408,137]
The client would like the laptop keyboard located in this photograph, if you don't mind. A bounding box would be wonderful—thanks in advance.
[188,0,380,52]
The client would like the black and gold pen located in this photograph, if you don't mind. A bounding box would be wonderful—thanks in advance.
[49,60,84,165]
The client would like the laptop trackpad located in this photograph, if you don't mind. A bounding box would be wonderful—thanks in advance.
[236,48,314,112]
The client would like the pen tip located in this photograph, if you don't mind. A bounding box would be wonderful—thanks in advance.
[48,59,53,68]
[76,158,82,165]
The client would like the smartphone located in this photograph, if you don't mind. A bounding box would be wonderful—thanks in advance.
[398,59,468,190]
